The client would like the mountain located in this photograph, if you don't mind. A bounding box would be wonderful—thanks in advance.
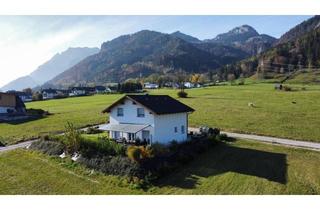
[0,76,38,92]
[46,30,249,88]
[170,31,202,43]
[205,25,277,55]
[218,17,320,81]
[1,47,99,91]
[276,15,320,45]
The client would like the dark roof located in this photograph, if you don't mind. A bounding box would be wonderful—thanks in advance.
[95,86,106,91]
[6,91,32,97]
[42,89,58,94]
[102,94,194,115]
[70,87,95,92]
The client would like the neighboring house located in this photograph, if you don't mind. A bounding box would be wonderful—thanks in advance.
[6,90,32,102]
[42,89,59,100]
[100,94,194,145]
[0,92,26,115]
[184,82,194,88]
[95,86,107,94]
[69,87,95,96]
[144,83,159,89]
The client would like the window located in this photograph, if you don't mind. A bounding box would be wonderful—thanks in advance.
[137,108,145,117]
[174,127,178,133]
[181,125,185,134]
[117,108,123,116]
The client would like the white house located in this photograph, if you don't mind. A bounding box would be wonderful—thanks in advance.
[144,82,159,89]
[42,89,59,100]
[100,94,194,145]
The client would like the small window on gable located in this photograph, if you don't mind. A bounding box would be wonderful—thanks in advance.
[174,127,178,133]
[181,125,185,134]
[137,108,145,117]
[117,108,123,116]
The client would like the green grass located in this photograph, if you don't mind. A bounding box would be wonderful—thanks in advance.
[1,139,319,194]
[153,84,320,142]
[0,94,123,145]
[1,83,320,144]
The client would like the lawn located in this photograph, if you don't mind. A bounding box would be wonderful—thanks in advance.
[0,139,319,194]
[1,83,320,145]
[0,94,123,145]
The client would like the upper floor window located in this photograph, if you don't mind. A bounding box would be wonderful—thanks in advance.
[174,126,178,133]
[137,108,145,117]
[117,108,124,116]
[181,125,185,134]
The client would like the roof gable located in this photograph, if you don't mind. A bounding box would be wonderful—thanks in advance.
[102,94,194,115]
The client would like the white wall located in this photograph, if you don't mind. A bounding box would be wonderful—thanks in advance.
[153,112,188,144]
[109,98,155,139]
[109,98,155,125]
[108,98,189,145]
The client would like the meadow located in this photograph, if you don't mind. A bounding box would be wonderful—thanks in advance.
[1,83,320,145]
[0,139,319,194]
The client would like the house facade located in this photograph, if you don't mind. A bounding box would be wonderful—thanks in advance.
[6,91,32,102]
[100,95,194,145]
[0,92,26,114]
[42,89,59,100]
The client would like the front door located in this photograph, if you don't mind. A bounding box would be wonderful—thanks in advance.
[142,130,150,141]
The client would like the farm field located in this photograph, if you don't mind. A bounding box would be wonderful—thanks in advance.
[0,83,320,145]
[0,139,319,195]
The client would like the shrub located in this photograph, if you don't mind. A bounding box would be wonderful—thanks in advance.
[216,133,229,141]
[29,140,64,156]
[216,133,235,142]
[26,108,50,117]
[151,143,169,156]
[177,90,188,98]
[78,156,144,178]
[86,127,103,134]
[80,137,125,158]
[283,85,292,91]
[127,146,142,162]
[0,138,5,147]
[63,122,83,154]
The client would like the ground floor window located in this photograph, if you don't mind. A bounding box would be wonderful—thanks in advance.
[181,125,185,134]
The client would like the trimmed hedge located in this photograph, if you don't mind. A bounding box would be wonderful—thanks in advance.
[78,156,144,178]
[29,140,64,156]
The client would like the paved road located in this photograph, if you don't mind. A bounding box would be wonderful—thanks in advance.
[1,126,320,153]
[189,127,320,151]
[0,140,37,153]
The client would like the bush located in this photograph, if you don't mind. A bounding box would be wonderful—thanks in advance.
[26,108,50,117]
[0,138,5,147]
[80,137,125,158]
[216,133,235,142]
[29,140,64,156]
[177,90,188,98]
[78,156,144,178]
[127,146,142,162]
[86,127,103,134]
[283,85,292,91]
[151,143,169,156]
[127,146,153,162]
[63,122,83,154]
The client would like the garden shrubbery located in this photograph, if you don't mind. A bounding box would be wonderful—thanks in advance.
[177,90,188,98]
[86,126,103,134]
[29,122,235,186]
[80,137,126,158]
[29,139,64,156]
[0,138,5,147]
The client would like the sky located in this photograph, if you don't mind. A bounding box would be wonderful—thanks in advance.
[0,15,312,87]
